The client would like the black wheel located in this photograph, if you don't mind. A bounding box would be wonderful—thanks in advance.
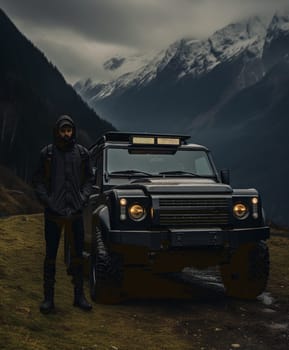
[89,252,124,304]
[89,225,124,304]
[220,241,269,299]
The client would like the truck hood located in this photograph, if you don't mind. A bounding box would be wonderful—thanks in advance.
[115,178,233,195]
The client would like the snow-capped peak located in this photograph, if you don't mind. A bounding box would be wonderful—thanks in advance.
[90,40,188,99]
[177,16,267,78]
[102,50,161,81]
[265,10,289,45]
[78,15,270,101]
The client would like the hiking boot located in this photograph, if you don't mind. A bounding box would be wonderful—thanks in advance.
[73,288,92,311]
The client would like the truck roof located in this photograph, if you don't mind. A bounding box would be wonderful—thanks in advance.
[89,132,209,152]
[93,131,190,145]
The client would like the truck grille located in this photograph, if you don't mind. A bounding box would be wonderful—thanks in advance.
[158,197,230,227]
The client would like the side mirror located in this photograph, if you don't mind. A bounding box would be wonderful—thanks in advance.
[220,169,230,185]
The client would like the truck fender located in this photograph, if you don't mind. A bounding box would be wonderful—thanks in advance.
[92,205,111,232]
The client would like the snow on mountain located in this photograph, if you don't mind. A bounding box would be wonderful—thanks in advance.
[77,16,268,102]
[265,11,289,45]
[263,10,289,70]
[88,41,186,99]
[103,51,159,77]
[178,16,267,78]
[75,50,160,95]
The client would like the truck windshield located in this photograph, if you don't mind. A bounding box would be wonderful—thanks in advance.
[107,148,215,177]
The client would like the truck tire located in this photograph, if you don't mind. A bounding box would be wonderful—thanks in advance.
[220,241,269,299]
[89,226,124,304]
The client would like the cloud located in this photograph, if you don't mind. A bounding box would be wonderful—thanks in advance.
[3,0,287,47]
[1,0,288,82]
[1,0,187,47]
[21,26,138,83]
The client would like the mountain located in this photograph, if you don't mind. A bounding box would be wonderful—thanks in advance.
[75,12,289,226]
[187,12,289,226]
[102,50,160,78]
[74,49,160,96]
[0,9,115,185]
[75,16,269,130]
[263,12,289,70]
[189,60,289,226]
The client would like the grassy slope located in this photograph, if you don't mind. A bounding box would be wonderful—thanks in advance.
[0,214,289,350]
[0,165,42,216]
[0,214,190,350]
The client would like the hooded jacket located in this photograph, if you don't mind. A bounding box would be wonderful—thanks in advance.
[33,115,94,217]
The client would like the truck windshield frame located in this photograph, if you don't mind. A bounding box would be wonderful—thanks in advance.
[105,146,216,178]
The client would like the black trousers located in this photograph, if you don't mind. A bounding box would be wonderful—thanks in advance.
[43,210,84,281]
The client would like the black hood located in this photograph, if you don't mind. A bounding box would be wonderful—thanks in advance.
[115,178,233,195]
[53,115,76,151]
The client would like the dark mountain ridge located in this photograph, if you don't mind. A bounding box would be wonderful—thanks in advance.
[0,8,115,183]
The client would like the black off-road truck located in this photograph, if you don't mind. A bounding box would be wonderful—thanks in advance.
[74,132,270,303]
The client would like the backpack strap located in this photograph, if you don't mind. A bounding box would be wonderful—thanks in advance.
[46,144,53,159]
[76,144,88,160]
[76,144,89,184]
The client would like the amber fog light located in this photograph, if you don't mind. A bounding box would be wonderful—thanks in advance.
[120,198,127,206]
[252,197,259,219]
[128,204,146,221]
[119,198,127,220]
[233,203,248,219]
[252,197,258,205]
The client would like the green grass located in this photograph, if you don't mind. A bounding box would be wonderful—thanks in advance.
[0,214,288,350]
[0,214,192,350]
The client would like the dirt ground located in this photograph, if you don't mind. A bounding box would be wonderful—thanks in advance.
[0,214,289,350]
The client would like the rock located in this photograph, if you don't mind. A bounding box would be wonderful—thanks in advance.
[268,323,288,330]
[214,328,222,331]
[262,308,276,313]
[257,292,275,305]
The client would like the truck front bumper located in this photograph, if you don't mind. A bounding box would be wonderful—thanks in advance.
[108,227,270,250]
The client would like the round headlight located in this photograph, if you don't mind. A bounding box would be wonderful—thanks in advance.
[128,204,146,221]
[233,203,249,219]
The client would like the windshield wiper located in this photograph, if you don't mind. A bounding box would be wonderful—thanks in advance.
[109,170,153,177]
[158,171,204,177]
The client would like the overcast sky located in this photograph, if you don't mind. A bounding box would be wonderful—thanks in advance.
[0,0,288,84]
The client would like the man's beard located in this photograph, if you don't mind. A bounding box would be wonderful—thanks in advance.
[56,135,75,150]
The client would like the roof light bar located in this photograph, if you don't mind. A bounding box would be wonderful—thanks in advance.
[90,132,190,149]
[157,137,180,145]
[131,136,181,146]
[132,136,155,145]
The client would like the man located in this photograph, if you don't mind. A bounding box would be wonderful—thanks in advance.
[32,115,94,313]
